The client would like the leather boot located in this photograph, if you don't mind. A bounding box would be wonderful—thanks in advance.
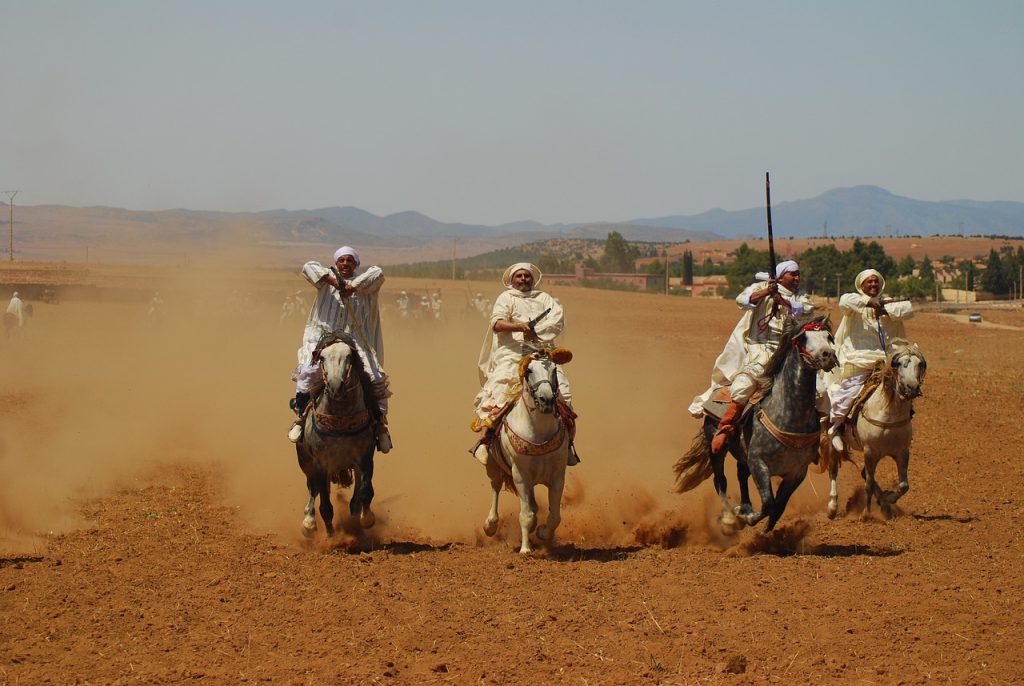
[710,400,744,453]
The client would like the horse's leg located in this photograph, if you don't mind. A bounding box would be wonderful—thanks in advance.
[512,466,536,554]
[736,458,753,520]
[764,471,805,532]
[827,459,841,519]
[886,448,911,510]
[302,480,318,538]
[484,475,501,537]
[352,448,376,529]
[316,473,335,537]
[536,466,565,543]
[739,457,773,527]
[862,449,882,516]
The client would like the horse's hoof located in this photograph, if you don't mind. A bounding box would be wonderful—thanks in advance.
[483,520,498,537]
[360,510,376,529]
[721,510,737,526]
[301,516,317,538]
[537,524,555,541]
[827,500,838,519]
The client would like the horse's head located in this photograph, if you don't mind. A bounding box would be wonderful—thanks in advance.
[888,339,926,400]
[318,341,360,401]
[518,354,564,414]
[792,316,838,372]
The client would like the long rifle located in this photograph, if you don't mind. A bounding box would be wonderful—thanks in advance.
[758,171,780,330]
[765,171,777,285]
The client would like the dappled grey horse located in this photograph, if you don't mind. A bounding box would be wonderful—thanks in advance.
[820,339,926,519]
[675,317,838,533]
[295,334,377,538]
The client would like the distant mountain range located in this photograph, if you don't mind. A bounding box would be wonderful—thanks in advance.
[627,186,1024,238]
[6,186,1023,264]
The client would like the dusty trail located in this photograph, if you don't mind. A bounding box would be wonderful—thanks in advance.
[2,270,1023,683]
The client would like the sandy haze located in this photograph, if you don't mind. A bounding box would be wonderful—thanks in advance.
[1,264,772,553]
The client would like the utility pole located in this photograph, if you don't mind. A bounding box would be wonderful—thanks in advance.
[823,220,828,239]
[835,273,841,300]
[664,250,669,295]
[3,190,19,261]
[450,238,456,281]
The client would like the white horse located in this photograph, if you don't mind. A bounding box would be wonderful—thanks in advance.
[296,335,378,538]
[821,339,926,519]
[482,348,573,553]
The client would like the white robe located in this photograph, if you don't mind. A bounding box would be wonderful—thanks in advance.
[826,291,913,422]
[293,262,386,400]
[6,296,24,326]
[474,288,567,419]
[688,282,815,417]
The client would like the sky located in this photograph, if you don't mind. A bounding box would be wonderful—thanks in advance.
[1,1,1022,225]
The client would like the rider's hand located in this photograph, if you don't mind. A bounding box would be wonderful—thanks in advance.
[521,322,540,341]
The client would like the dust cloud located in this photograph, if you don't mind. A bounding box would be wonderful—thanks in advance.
[1,261,818,554]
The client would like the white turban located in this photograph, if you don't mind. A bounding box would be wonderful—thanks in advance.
[776,260,799,278]
[501,262,542,288]
[333,246,360,266]
[12,291,18,297]
[854,268,885,295]
[755,260,800,281]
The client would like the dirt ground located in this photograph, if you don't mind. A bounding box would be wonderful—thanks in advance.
[2,268,1023,685]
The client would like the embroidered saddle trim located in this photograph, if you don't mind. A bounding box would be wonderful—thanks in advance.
[502,422,566,456]
[313,407,371,435]
[756,410,820,449]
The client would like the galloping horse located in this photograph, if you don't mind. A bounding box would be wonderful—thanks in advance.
[482,345,573,553]
[674,317,838,532]
[295,333,378,538]
[820,339,926,519]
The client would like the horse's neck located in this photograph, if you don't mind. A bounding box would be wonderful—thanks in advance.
[866,374,910,418]
[317,380,365,416]
[762,348,818,426]
[507,395,560,440]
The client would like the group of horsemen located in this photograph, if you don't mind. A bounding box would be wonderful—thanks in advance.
[284,247,913,461]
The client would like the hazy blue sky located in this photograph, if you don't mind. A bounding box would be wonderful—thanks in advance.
[1,1,1021,224]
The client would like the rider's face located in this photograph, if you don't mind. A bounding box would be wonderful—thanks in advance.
[511,269,534,293]
[778,270,800,291]
[861,275,881,297]
[335,254,358,278]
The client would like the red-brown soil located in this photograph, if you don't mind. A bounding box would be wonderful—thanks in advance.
[2,268,1023,684]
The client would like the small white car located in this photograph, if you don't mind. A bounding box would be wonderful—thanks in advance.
[968,312,982,323]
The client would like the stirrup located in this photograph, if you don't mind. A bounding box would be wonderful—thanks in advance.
[568,443,581,466]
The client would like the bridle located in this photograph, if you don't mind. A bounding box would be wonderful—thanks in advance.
[791,320,835,370]
[319,347,360,403]
[522,358,558,412]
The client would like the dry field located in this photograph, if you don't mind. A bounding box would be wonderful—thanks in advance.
[2,265,1023,684]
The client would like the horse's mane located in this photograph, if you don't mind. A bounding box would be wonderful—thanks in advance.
[760,316,801,382]
[758,315,831,393]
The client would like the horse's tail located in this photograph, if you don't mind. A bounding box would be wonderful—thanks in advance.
[673,430,714,493]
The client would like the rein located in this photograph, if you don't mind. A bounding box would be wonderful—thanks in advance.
[791,320,832,370]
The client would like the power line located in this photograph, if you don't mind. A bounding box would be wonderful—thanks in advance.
[3,190,20,262]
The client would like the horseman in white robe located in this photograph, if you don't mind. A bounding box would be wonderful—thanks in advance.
[471,262,576,465]
[826,268,913,451]
[6,291,24,327]
[689,260,816,453]
[287,246,392,453]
